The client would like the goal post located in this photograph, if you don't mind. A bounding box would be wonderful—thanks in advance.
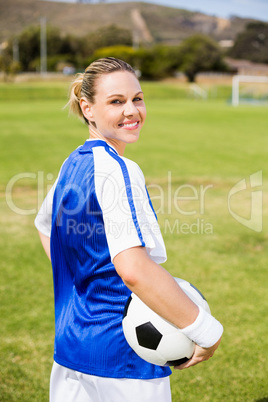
[232,75,268,106]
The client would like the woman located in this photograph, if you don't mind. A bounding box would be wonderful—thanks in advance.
[35,57,223,402]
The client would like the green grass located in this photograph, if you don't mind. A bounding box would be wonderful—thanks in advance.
[1,81,268,401]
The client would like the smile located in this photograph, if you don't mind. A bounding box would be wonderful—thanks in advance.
[118,121,139,128]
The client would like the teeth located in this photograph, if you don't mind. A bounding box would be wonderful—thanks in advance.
[121,122,138,128]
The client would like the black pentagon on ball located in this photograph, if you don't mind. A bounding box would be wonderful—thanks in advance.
[136,322,163,350]
[165,356,190,366]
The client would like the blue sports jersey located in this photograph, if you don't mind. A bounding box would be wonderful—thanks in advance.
[42,139,171,379]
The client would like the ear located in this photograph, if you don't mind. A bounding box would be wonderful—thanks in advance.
[80,97,95,122]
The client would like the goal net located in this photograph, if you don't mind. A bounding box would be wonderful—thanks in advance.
[232,75,268,106]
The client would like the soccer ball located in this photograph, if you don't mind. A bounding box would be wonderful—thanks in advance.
[122,277,210,366]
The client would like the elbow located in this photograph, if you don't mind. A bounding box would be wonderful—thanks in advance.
[120,270,140,290]
[116,259,142,289]
[113,247,149,291]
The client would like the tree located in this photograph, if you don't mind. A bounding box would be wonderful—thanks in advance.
[5,24,67,72]
[82,25,133,58]
[90,46,137,68]
[0,24,134,73]
[228,22,268,64]
[136,45,181,80]
[0,52,21,80]
[178,34,227,82]
[90,44,181,80]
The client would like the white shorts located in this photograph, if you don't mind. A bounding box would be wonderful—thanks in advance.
[50,361,172,402]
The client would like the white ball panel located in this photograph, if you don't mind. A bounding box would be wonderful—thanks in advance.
[175,278,211,314]
[159,332,194,361]
[135,345,166,366]
[128,294,179,335]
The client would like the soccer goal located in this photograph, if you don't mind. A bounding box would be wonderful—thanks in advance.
[232,75,268,106]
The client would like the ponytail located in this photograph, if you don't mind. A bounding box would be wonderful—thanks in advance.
[66,73,88,124]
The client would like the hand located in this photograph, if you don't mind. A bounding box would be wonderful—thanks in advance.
[174,337,222,370]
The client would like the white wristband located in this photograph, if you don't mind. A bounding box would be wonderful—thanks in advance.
[181,306,223,348]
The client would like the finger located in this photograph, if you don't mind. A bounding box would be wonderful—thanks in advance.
[174,361,198,370]
[174,357,202,370]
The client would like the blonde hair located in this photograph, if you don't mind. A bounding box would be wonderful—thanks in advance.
[67,57,136,124]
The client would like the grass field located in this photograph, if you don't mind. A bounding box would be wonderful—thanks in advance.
[0,80,268,401]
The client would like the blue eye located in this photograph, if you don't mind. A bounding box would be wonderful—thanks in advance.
[133,97,143,102]
[111,99,122,104]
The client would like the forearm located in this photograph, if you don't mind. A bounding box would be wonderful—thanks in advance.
[114,246,199,329]
[38,231,51,261]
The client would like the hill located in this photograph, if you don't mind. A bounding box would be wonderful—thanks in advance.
[0,0,256,44]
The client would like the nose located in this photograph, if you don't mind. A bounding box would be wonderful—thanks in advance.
[123,100,138,117]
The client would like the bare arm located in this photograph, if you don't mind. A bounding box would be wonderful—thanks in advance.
[113,246,222,369]
[114,246,199,328]
[38,231,51,261]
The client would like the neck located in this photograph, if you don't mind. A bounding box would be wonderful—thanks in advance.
[88,125,126,156]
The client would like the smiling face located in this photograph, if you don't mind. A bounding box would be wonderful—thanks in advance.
[80,71,146,154]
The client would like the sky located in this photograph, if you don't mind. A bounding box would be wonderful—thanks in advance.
[54,0,268,22]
